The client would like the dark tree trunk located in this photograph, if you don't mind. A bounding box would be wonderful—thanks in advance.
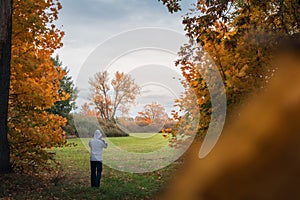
[0,0,13,173]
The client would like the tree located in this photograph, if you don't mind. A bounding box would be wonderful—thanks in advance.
[160,0,300,141]
[48,55,78,135]
[48,55,77,119]
[80,103,98,117]
[8,0,67,173]
[89,71,140,122]
[161,43,300,199]
[78,102,129,137]
[0,0,13,173]
[135,102,168,126]
[73,106,101,138]
[159,0,182,13]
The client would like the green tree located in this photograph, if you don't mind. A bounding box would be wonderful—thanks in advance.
[48,55,78,135]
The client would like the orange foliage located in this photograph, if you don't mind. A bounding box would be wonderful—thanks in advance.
[89,71,140,121]
[135,114,153,127]
[135,102,168,127]
[80,103,98,117]
[8,0,67,173]
[161,0,300,144]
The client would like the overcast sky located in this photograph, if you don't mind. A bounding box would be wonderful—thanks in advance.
[54,0,195,116]
[55,0,193,78]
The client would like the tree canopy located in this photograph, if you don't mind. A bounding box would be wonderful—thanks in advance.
[160,0,300,140]
[89,71,140,122]
[8,0,69,173]
[135,102,168,126]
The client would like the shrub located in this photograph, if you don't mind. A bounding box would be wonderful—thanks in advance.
[99,120,129,137]
[73,114,129,137]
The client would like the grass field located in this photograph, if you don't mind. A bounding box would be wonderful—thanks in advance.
[0,134,180,200]
[109,133,169,153]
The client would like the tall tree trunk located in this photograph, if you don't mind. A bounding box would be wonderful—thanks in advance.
[0,0,13,173]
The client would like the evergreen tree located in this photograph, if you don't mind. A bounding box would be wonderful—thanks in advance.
[48,55,78,135]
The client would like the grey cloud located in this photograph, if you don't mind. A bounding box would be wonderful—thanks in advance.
[55,0,194,84]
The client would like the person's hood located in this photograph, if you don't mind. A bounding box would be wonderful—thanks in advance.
[93,130,103,140]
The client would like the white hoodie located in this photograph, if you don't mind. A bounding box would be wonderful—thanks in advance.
[89,130,107,161]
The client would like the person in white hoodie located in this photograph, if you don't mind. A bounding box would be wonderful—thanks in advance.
[89,129,107,188]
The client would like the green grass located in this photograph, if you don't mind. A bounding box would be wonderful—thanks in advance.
[109,133,169,153]
[0,134,179,200]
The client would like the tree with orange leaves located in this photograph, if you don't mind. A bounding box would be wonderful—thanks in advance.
[135,102,168,126]
[161,0,300,141]
[81,103,98,117]
[89,71,140,122]
[7,0,68,173]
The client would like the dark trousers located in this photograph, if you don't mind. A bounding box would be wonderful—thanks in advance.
[90,161,102,188]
